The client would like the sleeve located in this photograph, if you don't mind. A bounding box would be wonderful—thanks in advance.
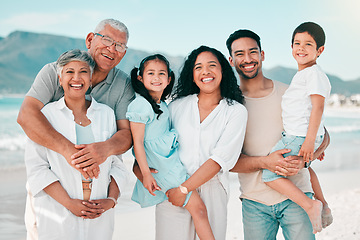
[108,155,130,198]
[115,76,135,120]
[126,97,154,124]
[24,139,60,197]
[26,63,59,105]
[306,68,331,99]
[209,104,248,172]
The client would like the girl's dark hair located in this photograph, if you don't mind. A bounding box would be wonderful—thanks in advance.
[130,54,175,118]
[172,45,244,105]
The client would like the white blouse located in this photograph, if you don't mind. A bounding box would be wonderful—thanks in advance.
[25,97,129,240]
[169,94,247,193]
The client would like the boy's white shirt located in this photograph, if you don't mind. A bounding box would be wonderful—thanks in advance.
[282,64,331,137]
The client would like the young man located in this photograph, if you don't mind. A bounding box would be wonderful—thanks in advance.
[18,19,135,239]
[227,29,329,239]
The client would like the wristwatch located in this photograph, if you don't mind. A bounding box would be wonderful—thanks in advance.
[179,185,189,195]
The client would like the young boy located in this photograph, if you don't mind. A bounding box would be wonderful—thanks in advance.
[262,22,333,234]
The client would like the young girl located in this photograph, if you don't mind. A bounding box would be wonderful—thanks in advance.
[127,54,215,240]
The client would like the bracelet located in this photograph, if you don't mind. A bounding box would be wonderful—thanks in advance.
[107,197,118,208]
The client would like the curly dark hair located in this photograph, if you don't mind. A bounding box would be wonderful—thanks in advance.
[172,45,244,105]
[130,54,175,118]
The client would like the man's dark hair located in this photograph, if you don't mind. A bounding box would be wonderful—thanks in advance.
[226,29,261,56]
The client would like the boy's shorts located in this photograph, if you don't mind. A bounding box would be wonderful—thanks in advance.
[262,132,323,182]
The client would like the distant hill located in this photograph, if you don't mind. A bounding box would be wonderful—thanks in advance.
[264,66,360,95]
[0,31,359,95]
[0,31,185,94]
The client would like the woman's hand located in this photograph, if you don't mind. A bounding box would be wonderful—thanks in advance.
[66,199,103,219]
[143,173,161,196]
[166,187,186,207]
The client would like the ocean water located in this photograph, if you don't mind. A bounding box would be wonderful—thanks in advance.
[1,96,360,172]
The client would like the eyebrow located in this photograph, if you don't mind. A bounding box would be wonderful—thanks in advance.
[234,47,259,54]
[194,60,218,66]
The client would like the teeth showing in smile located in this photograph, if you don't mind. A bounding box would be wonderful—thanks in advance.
[102,53,114,60]
[151,82,161,86]
[202,78,213,83]
[298,54,306,57]
[70,84,83,89]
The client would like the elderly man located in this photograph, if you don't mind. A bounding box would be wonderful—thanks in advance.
[17,19,134,239]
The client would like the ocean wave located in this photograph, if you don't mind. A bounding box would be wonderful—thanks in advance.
[0,135,26,150]
[327,125,360,133]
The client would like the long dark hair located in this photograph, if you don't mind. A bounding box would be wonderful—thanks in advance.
[172,45,244,105]
[130,54,175,118]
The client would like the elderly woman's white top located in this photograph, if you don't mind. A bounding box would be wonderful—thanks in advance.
[168,94,247,193]
[25,97,129,240]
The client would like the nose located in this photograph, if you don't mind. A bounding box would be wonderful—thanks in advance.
[107,42,117,52]
[202,66,210,75]
[244,53,252,62]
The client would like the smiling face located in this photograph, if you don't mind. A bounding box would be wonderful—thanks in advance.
[292,32,324,71]
[59,61,91,100]
[86,24,127,74]
[139,59,170,102]
[229,37,264,80]
[193,51,222,95]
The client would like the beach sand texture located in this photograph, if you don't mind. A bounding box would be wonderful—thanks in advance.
[1,153,360,240]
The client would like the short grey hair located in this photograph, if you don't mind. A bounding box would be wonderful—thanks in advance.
[56,49,96,78]
[94,18,129,41]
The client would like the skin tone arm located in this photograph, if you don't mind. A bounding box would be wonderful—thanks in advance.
[43,176,118,219]
[299,94,325,162]
[230,127,330,176]
[166,159,221,207]
[17,96,132,178]
[129,122,161,196]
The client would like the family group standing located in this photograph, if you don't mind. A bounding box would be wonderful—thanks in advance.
[18,18,333,240]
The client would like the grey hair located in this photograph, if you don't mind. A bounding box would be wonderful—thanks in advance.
[56,49,96,78]
[94,18,129,41]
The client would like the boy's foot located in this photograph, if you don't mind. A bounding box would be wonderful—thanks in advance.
[306,199,323,234]
[321,205,333,228]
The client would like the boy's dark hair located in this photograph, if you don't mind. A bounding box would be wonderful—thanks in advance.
[172,45,244,105]
[130,54,175,118]
[292,22,326,49]
[226,29,261,56]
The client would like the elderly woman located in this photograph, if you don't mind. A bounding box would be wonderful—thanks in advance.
[25,49,128,240]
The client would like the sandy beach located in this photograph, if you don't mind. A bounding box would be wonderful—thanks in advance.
[1,152,360,240]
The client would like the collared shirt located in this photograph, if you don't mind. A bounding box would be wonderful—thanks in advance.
[169,94,247,194]
[25,97,129,240]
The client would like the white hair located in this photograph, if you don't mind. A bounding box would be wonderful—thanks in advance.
[94,19,129,41]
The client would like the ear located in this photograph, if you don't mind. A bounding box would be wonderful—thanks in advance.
[58,75,63,86]
[261,50,265,61]
[137,75,143,82]
[317,46,325,57]
[85,32,95,50]
[229,56,234,67]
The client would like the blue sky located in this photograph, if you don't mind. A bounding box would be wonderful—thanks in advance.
[1,0,359,80]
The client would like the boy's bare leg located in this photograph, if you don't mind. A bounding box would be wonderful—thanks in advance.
[184,191,215,240]
[309,167,333,228]
[265,178,323,233]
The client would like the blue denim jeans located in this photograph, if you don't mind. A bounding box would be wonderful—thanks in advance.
[262,132,323,182]
[242,193,315,240]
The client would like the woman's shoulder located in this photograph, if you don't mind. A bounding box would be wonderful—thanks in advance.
[169,95,195,110]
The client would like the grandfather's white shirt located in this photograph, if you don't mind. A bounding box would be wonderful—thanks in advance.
[169,94,247,193]
[25,97,129,240]
[282,64,331,136]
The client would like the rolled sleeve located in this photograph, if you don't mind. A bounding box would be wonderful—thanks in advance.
[108,155,130,198]
[25,139,59,197]
[210,104,248,172]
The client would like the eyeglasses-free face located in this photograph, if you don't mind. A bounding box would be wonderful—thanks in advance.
[94,33,128,53]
